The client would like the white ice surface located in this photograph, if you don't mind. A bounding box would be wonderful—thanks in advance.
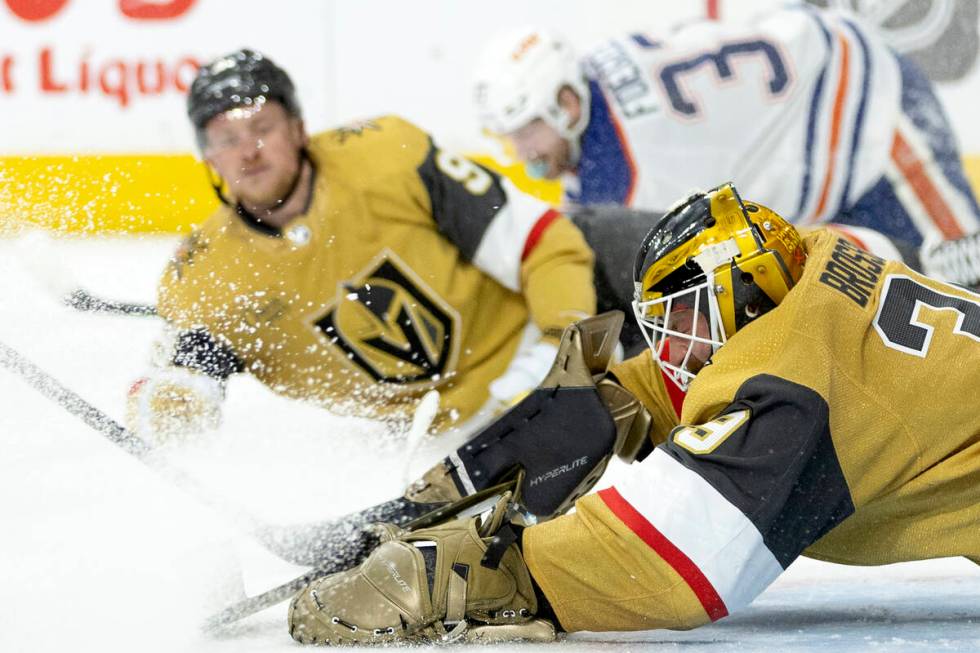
[0,234,978,652]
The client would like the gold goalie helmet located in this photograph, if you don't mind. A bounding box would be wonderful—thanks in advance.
[632,183,806,390]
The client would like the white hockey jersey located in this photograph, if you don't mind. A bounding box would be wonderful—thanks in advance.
[569,6,980,244]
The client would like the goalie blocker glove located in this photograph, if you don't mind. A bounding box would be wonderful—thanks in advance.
[126,366,224,445]
[404,311,654,522]
[273,312,654,570]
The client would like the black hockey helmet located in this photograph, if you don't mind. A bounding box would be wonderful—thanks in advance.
[187,48,301,141]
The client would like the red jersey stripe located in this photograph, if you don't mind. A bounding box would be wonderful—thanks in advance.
[521,209,561,261]
[598,486,729,622]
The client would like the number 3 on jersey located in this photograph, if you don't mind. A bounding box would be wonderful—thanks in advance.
[659,39,791,117]
[672,409,751,454]
[874,274,980,357]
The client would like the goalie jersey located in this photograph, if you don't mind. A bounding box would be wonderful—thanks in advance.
[156,116,595,427]
[571,6,980,244]
[524,229,980,632]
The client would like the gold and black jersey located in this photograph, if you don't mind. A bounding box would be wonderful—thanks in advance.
[524,229,980,633]
[157,116,595,427]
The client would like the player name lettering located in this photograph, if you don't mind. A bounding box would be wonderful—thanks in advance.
[818,237,885,308]
[529,456,589,487]
[587,41,657,118]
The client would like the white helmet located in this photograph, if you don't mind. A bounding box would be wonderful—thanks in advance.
[473,27,591,141]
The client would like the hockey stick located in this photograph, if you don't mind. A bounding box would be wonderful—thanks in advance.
[201,479,518,631]
[0,339,437,565]
[12,232,159,318]
[63,288,157,317]
[0,340,152,457]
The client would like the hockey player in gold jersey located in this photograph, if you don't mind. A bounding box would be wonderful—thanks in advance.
[287,183,980,644]
[126,49,598,443]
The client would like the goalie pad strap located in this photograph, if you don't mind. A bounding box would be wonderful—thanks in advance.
[597,378,654,463]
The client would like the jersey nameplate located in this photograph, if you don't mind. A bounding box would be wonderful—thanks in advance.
[313,250,460,386]
[588,41,659,119]
[818,237,885,308]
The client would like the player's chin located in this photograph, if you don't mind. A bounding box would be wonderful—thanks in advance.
[667,341,710,372]
[543,157,564,179]
[238,182,290,210]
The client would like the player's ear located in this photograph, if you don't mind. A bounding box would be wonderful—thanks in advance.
[202,150,218,170]
[558,85,583,129]
[201,159,232,204]
[292,117,309,147]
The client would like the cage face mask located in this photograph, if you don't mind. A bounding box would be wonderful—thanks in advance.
[632,183,805,390]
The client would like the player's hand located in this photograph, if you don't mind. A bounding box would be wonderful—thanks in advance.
[488,340,559,409]
[126,366,224,445]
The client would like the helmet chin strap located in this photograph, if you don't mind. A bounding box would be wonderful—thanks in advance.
[550,91,590,169]
[565,130,583,169]
[516,82,591,179]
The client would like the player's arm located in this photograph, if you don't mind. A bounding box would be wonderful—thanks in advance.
[416,140,596,401]
[523,373,855,632]
[608,352,685,450]
[126,325,243,444]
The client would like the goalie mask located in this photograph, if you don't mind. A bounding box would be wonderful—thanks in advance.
[632,183,805,390]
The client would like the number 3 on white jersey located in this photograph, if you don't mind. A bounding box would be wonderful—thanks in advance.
[659,39,791,118]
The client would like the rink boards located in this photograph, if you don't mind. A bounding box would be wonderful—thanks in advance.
[3,153,979,235]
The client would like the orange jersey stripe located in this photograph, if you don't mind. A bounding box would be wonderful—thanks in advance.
[827,224,869,251]
[814,31,851,219]
[890,130,965,239]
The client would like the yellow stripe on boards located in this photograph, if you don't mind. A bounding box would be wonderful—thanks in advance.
[0,153,563,235]
[468,154,563,206]
[0,154,218,235]
[5,152,976,235]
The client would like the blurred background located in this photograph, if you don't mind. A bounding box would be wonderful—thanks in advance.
[2,0,978,235]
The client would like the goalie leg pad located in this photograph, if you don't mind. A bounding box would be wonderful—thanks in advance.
[288,496,556,646]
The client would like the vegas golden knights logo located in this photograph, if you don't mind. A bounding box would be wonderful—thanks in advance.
[314,251,460,385]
